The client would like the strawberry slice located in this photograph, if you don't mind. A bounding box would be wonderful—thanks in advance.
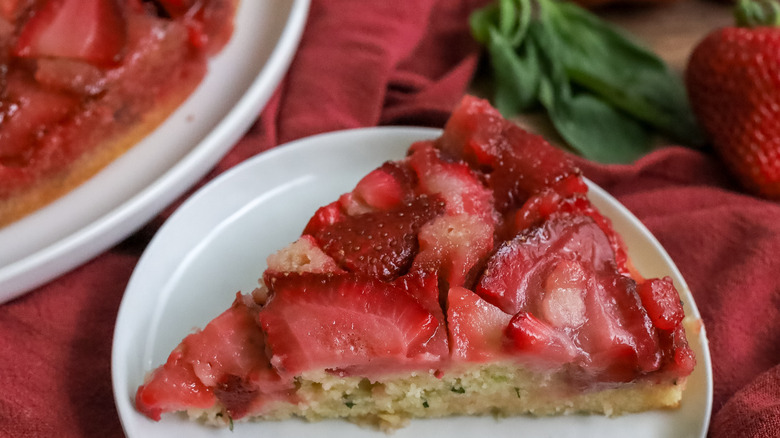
[152,0,234,53]
[13,0,127,66]
[404,141,497,290]
[339,161,417,214]
[0,71,80,166]
[302,201,345,237]
[307,195,445,280]
[447,286,512,362]
[408,141,495,220]
[511,182,631,274]
[658,324,696,377]
[636,277,685,331]
[414,214,494,291]
[0,0,20,21]
[436,95,579,212]
[135,294,287,421]
[476,214,617,315]
[581,273,662,382]
[135,346,216,421]
[259,271,445,378]
[475,214,663,382]
[504,312,580,364]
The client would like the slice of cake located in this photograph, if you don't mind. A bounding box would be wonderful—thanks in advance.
[134,95,697,430]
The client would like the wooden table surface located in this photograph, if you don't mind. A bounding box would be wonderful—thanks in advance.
[601,0,733,72]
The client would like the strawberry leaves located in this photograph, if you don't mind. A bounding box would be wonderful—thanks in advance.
[471,0,704,163]
[735,0,780,27]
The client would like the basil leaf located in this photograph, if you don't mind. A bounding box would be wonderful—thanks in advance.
[486,26,541,114]
[539,0,703,145]
[470,0,701,163]
[532,22,652,163]
[544,83,653,163]
[500,0,532,46]
[470,3,499,44]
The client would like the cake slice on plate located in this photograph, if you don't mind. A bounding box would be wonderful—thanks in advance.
[134,95,697,430]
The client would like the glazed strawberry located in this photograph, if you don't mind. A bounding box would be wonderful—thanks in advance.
[134,347,216,421]
[658,324,697,377]
[436,95,580,212]
[0,0,21,21]
[407,141,497,289]
[13,0,127,66]
[302,201,344,236]
[504,312,579,364]
[476,214,618,315]
[414,215,494,291]
[259,271,446,378]
[512,181,632,275]
[447,286,512,362]
[340,161,417,214]
[0,71,79,167]
[685,0,780,198]
[476,214,663,382]
[636,277,685,331]
[307,195,445,280]
[136,294,287,421]
[407,141,495,220]
[153,0,235,52]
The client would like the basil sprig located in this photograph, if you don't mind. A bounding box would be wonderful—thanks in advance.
[470,0,704,163]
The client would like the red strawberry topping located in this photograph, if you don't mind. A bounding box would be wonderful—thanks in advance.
[259,271,446,378]
[302,201,345,236]
[447,286,512,362]
[511,182,631,275]
[476,214,618,315]
[408,141,495,220]
[135,346,216,421]
[136,294,288,421]
[659,324,697,377]
[339,161,417,214]
[436,95,580,212]
[504,312,579,364]
[636,277,685,331]
[475,214,663,382]
[0,71,80,167]
[13,0,127,66]
[307,195,446,280]
[135,95,697,423]
[414,214,494,291]
[405,141,497,290]
[152,0,235,53]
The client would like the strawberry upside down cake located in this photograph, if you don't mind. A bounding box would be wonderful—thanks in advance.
[135,96,698,430]
[0,0,236,227]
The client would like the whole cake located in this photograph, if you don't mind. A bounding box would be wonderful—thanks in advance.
[134,95,698,430]
[0,0,237,227]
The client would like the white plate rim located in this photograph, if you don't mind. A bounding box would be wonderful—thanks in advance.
[0,0,311,303]
[112,126,713,438]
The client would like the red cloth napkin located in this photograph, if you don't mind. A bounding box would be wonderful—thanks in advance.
[0,1,778,437]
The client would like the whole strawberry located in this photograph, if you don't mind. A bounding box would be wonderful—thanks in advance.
[685,0,780,199]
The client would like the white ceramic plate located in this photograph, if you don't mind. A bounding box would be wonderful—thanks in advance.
[0,0,310,303]
[112,127,713,438]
